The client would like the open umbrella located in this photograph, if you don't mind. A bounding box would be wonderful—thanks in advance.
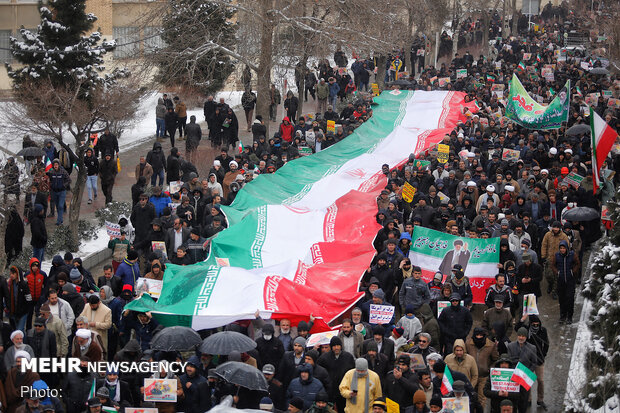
[566,124,591,136]
[200,331,257,355]
[215,361,268,391]
[16,147,45,158]
[388,79,412,87]
[589,67,609,75]
[562,207,599,221]
[150,326,202,351]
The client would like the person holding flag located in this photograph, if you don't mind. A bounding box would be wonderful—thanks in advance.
[506,328,539,412]
[431,360,482,412]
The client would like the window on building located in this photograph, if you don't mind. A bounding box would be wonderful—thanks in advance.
[144,26,164,54]
[0,30,11,63]
[113,26,139,59]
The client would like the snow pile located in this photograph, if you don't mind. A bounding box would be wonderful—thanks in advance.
[565,191,620,412]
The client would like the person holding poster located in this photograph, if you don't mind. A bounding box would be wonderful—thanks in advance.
[483,355,522,413]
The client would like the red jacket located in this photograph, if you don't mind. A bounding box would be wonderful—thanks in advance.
[279,117,294,142]
[26,257,46,303]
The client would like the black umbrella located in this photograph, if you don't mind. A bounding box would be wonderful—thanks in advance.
[150,326,202,351]
[590,67,609,75]
[563,207,599,221]
[214,361,268,391]
[388,79,412,87]
[566,124,590,136]
[17,147,45,158]
[200,331,257,355]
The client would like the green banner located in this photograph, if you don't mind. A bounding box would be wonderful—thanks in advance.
[505,74,570,130]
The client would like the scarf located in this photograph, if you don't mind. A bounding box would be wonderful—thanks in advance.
[350,371,370,413]
[401,267,413,279]
[106,378,121,402]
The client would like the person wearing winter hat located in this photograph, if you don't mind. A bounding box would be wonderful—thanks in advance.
[395,304,422,341]
[287,363,324,410]
[437,293,472,355]
[278,329,307,389]
[319,335,355,413]
[428,395,443,412]
[384,353,416,409]
[259,397,274,412]
[288,397,305,413]
[389,327,406,356]
[339,358,382,413]
[411,389,428,412]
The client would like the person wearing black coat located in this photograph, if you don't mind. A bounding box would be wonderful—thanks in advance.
[130,196,156,248]
[317,337,355,413]
[514,315,548,409]
[384,354,419,411]
[7,265,32,331]
[30,204,47,261]
[166,148,182,183]
[5,206,24,265]
[437,293,473,355]
[146,142,166,187]
[483,355,523,413]
[256,325,285,370]
[99,153,118,204]
[61,283,85,321]
[65,370,97,413]
[362,341,390,389]
[178,357,211,413]
[432,360,481,412]
[362,325,396,368]
[131,176,147,207]
[95,128,119,159]
[164,107,179,147]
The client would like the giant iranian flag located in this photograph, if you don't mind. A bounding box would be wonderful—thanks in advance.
[126,90,478,329]
[409,226,500,303]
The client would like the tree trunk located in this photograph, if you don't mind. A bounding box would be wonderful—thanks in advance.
[376,55,387,89]
[511,0,519,36]
[482,12,491,55]
[255,0,275,137]
[298,54,308,117]
[0,207,10,274]
[67,145,86,252]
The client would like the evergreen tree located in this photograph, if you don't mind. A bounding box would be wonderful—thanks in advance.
[579,187,620,410]
[156,0,236,94]
[7,0,116,93]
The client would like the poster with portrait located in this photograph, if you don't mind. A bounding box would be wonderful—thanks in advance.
[410,227,499,303]
[144,379,177,402]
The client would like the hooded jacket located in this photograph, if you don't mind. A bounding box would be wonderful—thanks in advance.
[444,339,479,387]
[30,204,47,249]
[552,240,579,284]
[465,331,498,378]
[146,142,167,173]
[286,364,326,410]
[25,258,46,304]
[279,117,294,142]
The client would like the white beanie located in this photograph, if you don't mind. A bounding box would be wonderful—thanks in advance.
[213,160,221,167]
[76,328,91,339]
[15,350,31,361]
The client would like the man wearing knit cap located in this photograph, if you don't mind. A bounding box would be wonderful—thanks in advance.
[361,341,389,388]
[286,364,325,410]
[259,397,274,412]
[305,350,331,391]
[339,358,383,413]
[384,354,417,410]
[256,323,285,374]
[288,397,305,413]
[362,325,395,367]
[318,337,355,413]
[411,389,427,412]
[278,333,307,388]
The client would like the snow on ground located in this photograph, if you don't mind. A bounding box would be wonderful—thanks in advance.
[0,90,244,156]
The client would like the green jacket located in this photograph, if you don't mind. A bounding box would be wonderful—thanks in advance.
[316,82,329,100]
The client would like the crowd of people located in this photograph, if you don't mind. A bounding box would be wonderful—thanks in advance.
[1,3,619,413]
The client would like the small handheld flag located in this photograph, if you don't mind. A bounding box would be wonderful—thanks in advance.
[441,365,454,395]
[590,107,619,194]
[511,362,537,391]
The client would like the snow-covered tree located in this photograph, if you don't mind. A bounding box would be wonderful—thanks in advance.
[155,0,236,95]
[7,0,117,93]
[578,187,620,411]
[5,0,141,251]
